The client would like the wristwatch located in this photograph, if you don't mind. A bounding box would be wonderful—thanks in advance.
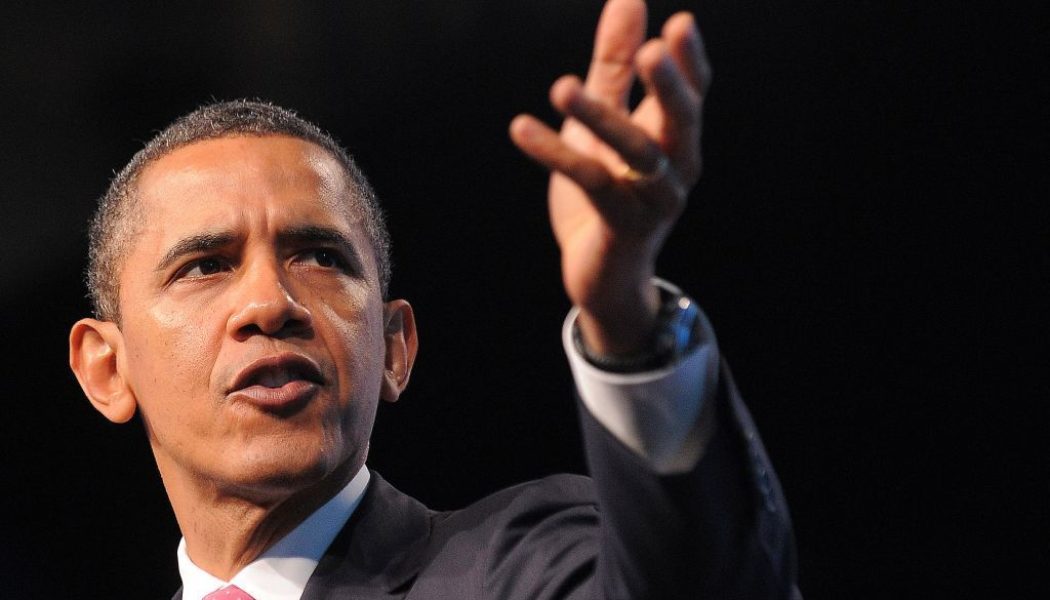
[572,286,703,373]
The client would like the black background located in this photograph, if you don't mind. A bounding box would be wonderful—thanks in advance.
[0,1,1044,597]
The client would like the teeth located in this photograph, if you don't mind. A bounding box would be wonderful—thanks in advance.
[257,370,292,388]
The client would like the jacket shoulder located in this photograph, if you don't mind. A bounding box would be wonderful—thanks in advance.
[410,474,600,599]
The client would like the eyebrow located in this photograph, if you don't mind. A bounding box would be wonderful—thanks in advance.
[153,225,365,274]
[155,231,238,273]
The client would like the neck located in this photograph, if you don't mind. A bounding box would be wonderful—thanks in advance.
[161,458,362,581]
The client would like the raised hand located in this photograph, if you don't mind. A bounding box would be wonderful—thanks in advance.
[510,0,711,357]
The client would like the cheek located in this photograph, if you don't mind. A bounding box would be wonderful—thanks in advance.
[316,295,386,396]
[125,303,222,406]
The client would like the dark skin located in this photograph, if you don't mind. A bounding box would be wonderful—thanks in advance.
[70,136,415,577]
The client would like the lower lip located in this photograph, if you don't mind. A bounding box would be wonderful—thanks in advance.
[228,380,319,411]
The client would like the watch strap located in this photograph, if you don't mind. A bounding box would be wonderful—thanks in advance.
[572,285,703,373]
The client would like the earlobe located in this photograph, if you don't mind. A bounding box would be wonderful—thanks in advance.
[380,300,418,403]
[69,318,137,424]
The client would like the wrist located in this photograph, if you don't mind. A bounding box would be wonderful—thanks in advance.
[574,281,660,356]
[573,280,703,373]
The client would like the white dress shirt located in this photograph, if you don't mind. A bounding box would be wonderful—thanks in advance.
[178,295,719,599]
[562,281,720,475]
[178,467,370,600]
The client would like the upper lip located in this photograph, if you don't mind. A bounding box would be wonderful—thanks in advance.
[227,353,325,393]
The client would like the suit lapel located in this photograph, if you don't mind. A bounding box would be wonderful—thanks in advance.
[301,470,433,599]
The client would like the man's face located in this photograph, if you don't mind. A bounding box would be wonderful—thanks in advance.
[114,135,396,497]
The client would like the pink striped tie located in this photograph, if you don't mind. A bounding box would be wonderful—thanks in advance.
[203,585,255,600]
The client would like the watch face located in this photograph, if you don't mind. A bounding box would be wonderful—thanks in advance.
[666,296,702,357]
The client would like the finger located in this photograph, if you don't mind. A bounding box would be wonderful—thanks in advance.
[509,114,615,195]
[584,0,647,108]
[550,75,664,174]
[635,39,703,180]
[661,12,712,95]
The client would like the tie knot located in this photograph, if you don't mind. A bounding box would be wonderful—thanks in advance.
[203,585,255,600]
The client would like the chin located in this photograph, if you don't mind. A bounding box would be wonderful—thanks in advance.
[232,436,358,497]
[241,451,332,490]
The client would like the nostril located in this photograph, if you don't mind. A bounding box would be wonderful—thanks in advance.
[278,316,312,335]
[229,305,310,338]
[232,309,313,341]
[237,323,265,337]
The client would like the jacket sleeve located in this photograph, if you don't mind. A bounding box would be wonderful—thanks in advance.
[578,359,800,600]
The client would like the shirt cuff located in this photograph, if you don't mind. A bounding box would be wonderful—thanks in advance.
[562,281,720,474]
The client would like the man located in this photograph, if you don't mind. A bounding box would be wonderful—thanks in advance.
[69,1,798,598]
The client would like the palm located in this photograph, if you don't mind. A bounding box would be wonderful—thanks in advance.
[550,96,672,309]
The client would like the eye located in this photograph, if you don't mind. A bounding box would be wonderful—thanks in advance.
[176,257,230,279]
[300,249,345,269]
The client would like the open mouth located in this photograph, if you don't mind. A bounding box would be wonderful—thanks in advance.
[227,353,325,411]
[229,353,325,393]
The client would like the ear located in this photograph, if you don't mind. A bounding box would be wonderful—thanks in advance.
[69,318,137,424]
[380,299,418,403]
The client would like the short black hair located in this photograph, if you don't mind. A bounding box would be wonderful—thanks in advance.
[87,99,391,322]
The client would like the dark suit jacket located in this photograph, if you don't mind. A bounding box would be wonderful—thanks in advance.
[175,363,799,599]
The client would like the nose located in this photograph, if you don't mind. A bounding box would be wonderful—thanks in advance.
[226,259,313,340]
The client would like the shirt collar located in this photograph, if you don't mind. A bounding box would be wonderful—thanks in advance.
[177,466,370,600]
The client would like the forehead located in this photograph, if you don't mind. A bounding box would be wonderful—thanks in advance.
[135,134,356,225]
